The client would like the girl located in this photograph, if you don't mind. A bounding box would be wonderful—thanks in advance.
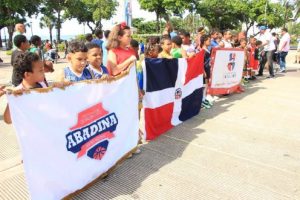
[200,35,213,109]
[158,37,172,59]
[170,36,187,58]
[57,40,93,82]
[106,22,136,76]
[86,43,108,79]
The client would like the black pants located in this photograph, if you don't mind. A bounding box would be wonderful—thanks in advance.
[259,50,274,76]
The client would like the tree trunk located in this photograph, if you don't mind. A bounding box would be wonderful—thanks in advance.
[49,27,53,43]
[87,22,95,34]
[0,29,2,48]
[156,11,160,33]
[7,25,14,50]
[57,10,61,42]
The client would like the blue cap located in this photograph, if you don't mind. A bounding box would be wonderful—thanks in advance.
[259,26,267,30]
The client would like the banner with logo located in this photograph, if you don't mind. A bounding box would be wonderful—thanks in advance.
[142,52,204,140]
[7,67,139,200]
[207,48,245,95]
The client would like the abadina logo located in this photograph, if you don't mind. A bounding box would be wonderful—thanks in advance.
[227,53,236,71]
[66,103,118,160]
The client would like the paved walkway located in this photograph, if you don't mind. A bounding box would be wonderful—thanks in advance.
[0,51,299,199]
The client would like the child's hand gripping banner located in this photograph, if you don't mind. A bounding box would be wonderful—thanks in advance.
[6,67,139,200]
[141,52,204,140]
[208,48,245,95]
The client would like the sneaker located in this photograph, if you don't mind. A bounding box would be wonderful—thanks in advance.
[204,99,213,106]
[249,76,257,80]
[256,74,263,76]
[202,101,212,109]
[279,69,286,73]
[266,75,275,79]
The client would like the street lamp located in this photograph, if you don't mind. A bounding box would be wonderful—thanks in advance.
[30,21,33,36]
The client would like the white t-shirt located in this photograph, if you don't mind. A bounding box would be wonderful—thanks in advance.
[182,43,196,55]
[257,32,276,51]
[222,40,233,48]
[278,33,290,52]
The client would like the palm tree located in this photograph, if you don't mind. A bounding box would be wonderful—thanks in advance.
[39,15,55,43]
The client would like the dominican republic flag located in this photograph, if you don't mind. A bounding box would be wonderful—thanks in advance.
[142,52,204,140]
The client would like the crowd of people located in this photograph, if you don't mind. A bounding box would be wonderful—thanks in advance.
[0,21,293,128]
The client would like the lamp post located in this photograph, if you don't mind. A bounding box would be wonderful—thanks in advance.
[30,21,33,36]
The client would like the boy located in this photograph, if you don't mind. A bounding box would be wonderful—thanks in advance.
[86,43,108,79]
[11,34,30,86]
[57,40,92,82]
[180,31,196,58]
[158,37,172,59]
[92,29,103,49]
[171,36,187,58]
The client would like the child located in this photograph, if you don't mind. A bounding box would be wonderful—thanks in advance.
[130,39,140,60]
[85,33,93,44]
[92,29,103,48]
[106,22,136,76]
[86,42,108,79]
[4,52,48,124]
[239,38,250,84]
[158,37,172,59]
[180,31,196,57]
[170,36,187,58]
[145,43,161,59]
[29,35,54,73]
[248,36,259,80]
[11,34,30,86]
[200,34,213,109]
[57,40,92,82]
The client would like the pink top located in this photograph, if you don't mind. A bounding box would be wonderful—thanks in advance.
[108,47,135,76]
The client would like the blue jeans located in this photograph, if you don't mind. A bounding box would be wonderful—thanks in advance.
[279,52,288,70]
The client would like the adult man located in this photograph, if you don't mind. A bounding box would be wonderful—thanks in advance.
[210,30,220,48]
[256,26,276,78]
[12,23,26,49]
[278,28,290,73]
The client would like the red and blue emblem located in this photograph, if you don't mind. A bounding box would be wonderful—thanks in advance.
[227,53,236,71]
[66,103,118,160]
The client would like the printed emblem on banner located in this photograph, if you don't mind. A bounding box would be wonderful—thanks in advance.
[227,53,236,71]
[175,88,182,99]
[66,103,118,160]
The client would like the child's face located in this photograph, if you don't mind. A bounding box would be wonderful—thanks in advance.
[250,38,256,45]
[21,40,30,51]
[149,50,159,58]
[25,60,45,83]
[68,52,88,73]
[118,29,131,47]
[204,38,211,46]
[162,40,172,53]
[180,35,190,44]
[240,41,247,48]
[87,48,102,67]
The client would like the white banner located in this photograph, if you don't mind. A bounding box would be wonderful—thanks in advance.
[208,49,245,95]
[7,67,139,200]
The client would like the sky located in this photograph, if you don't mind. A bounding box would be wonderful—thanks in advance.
[1,0,155,40]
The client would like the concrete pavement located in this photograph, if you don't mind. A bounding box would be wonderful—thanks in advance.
[0,50,299,200]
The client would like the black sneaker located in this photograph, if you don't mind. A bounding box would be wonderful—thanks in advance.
[257,74,263,76]
[266,75,275,79]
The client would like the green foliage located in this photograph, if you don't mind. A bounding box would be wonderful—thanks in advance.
[6,50,12,55]
[64,0,118,32]
[132,18,157,34]
[57,42,65,52]
[75,34,86,41]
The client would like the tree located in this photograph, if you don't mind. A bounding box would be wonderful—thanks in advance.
[0,0,41,49]
[39,15,55,42]
[138,0,194,33]
[42,0,69,42]
[65,0,118,32]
